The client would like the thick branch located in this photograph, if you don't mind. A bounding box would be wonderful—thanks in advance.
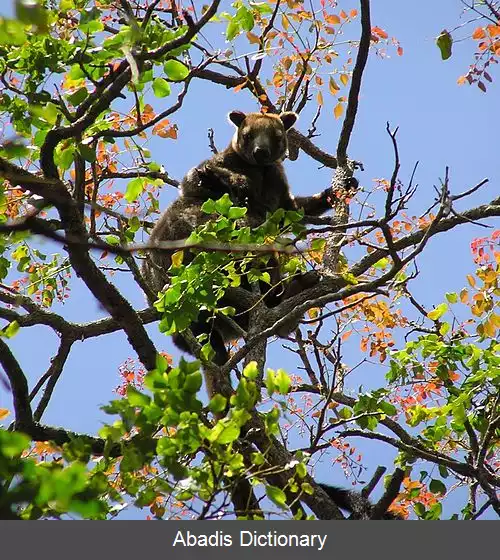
[0,339,33,426]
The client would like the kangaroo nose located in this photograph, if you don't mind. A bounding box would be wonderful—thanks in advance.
[253,146,271,163]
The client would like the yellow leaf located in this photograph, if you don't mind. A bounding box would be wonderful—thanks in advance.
[171,251,184,267]
[329,76,340,94]
[317,91,323,106]
[334,102,344,119]
[340,73,349,86]
[466,274,476,288]
[0,408,10,420]
[308,307,320,320]
[281,14,289,30]
[483,317,497,338]
[483,268,497,284]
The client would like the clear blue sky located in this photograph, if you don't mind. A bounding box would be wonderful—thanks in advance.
[0,1,498,518]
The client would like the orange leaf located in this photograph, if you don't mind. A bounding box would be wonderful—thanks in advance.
[340,73,349,86]
[487,24,500,37]
[350,9,358,18]
[340,10,347,19]
[325,14,340,25]
[341,330,352,342]
[317,90,324,106]
[472,27,486,40]
[0,408,10,420]
[334,102,344,119]
[246,32,260,45]
[372,26,388,39]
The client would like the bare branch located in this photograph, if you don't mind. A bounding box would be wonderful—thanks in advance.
[336,0,372,164]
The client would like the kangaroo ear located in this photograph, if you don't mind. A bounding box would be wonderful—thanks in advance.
[279,111,298,131]
[228,110,246,128]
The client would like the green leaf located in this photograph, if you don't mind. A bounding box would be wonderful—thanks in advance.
[265,485,288,509]
[57,145,75,171]
[0,19,27,46]
[226,20,240,41]
[152,77,171,98]
[265,369,275,397]
[379,401,397,416]
[155,353,170,373]
[311,238,326,251]
[210,421,240,445]
[106,235,120,245]
[275,369,291,395]
[60,0,75,13]
[295,462,307,479]
[126,386,151,407]
[2,320,20,339]
[414,502,425,517]
[200,342,215,362]
[218,306,235,316]
[251,452,265,466]
[243,361,259,381]
[163,60,189,81]
[201,199,217,214]
[214,194,233,216]
[228,206,247,220]
[445,292,458,304]
[0,141,30,159]
[78,144,96,163]
[0,429,30,458]
[429,479,446,495]
[373,257,389,270]
[436,30,452,60]
[439,322,451,336]
[208,394,227,414]
[338,407,353,420]
[124,177,146,202]
[427,303,447,321]
[236,6,255,32]
[184,371,203,393]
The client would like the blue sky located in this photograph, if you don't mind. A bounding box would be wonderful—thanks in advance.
[0,1,498,518]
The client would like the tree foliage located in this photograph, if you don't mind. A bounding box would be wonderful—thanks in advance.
[0,0,499,520]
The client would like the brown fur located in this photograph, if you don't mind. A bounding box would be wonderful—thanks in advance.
[142,110,336,365]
